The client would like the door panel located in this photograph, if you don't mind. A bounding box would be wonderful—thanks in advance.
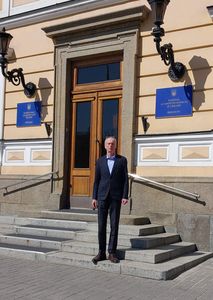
[71,94,96,197]
[98,98,119,157]
[70,90,122,198]
[72,176,90,195]
[74,101,91,168]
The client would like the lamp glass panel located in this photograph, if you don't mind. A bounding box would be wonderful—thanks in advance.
[148,0,170,25]
[0,31,12,55]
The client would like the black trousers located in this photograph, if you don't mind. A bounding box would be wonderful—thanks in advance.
[98,195,121,254]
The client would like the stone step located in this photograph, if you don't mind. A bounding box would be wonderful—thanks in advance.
[23,218,88,230]
[75,231,181,248]
[124,232,181,248]
[0,243,57,260]
[42,210,98,222]
[87,223,165,236]
[0,216,89,230]
[3,217,162,236]
[0,234,70,249]
[0,216,163,237]
[14,225,85,239]
[121,251,213,280]
[0,215,211,281]
[0,216,161,235]
[41,210,150,225]
[45,250,213,280]
[45,251,121,274]
[62,240,196,263]
[122,242,196,263]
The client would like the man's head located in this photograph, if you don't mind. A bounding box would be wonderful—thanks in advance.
[104,136,117,156]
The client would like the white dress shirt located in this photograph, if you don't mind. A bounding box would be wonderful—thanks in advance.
[106,155,115,174]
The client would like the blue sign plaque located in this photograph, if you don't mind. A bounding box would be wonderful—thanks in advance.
[17,101,41,127]
[156,85,193,118]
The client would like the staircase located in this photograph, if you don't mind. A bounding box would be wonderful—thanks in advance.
[0,211,212,280]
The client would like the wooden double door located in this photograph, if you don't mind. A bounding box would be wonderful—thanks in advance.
[70,89,122,197]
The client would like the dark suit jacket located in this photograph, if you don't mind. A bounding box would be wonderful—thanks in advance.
[92,154,129,201]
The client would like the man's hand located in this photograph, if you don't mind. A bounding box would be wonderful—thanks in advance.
[121,198,128,205]
[92,199,98,210]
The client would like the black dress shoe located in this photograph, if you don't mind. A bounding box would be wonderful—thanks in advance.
[108,253,120,263]
[92,252,106,265]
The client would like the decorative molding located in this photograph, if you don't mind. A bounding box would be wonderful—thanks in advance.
[2,140,52,166]
[135,133,213,167]
[179,145,210,161]
[31,149,52,161]
[141,146,169,161]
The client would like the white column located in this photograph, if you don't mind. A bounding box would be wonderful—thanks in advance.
[0,73,5,166]
[0,73,5,140]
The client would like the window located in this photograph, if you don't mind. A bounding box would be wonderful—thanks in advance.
[73,55,123,92]
[77,62,120,84]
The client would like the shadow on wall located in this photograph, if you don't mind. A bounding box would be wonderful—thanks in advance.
[35,78,53,121]
[184,55,212,111]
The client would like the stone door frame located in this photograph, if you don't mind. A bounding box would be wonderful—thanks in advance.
[42,5,149,208]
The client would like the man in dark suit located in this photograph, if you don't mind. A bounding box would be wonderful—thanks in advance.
[92,136,129,264]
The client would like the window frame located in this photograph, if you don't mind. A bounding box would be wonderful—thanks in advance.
[0,0,9,18]
[1,0,70,16]
[72,54,123,92]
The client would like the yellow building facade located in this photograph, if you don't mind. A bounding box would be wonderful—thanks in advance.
[0,0,213,249]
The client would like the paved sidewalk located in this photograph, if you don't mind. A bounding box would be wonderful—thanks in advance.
[0,255,212,300]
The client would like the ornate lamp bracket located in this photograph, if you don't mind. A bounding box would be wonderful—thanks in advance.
[147,0,186,81]
[0,28,36,98]
[152,25,185,81]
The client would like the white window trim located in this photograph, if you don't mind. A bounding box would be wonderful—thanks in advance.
[9,0,70,15]
[0,0,9,18]
[0,0,131,29]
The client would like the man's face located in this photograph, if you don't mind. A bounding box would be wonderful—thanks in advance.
[105,138,116,156]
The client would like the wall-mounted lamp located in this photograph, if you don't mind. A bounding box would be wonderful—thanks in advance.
[0,27,36,98]
[147,0,186,81]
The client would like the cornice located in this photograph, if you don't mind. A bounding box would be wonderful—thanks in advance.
[42,5,150,39]
[0,0,133,29]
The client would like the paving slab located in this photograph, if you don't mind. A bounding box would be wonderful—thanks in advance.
[1,255,213,299]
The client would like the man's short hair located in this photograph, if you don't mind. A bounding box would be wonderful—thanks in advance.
[104,136,117,146]
[105,136,117,142]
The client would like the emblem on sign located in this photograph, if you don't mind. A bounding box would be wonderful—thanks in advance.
[171,89,177,97]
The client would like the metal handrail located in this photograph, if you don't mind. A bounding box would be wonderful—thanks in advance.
[0,171,58,194]
[128,173,200,199]
[127,173,205,214]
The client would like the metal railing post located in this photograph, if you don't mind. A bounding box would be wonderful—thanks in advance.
[128,177,134,215]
